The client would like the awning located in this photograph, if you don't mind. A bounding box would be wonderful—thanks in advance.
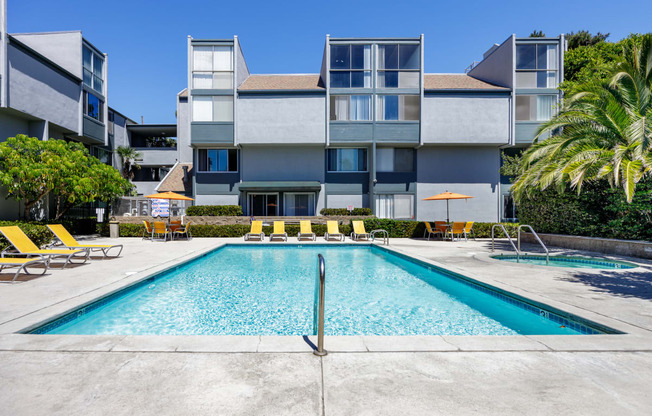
[239,181,322,192]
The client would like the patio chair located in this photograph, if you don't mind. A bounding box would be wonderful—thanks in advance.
[169,220,182,233]
[270,221,288,241]
[298,220,316,241]
[0,226,89,268]
[423,222,443,240]
[324,221,344,241]
[446,222,467,241]
[47,224,123,258]
[0,257,49,283]
[244,220,265,241]
[434,221,448,234]
[172,221,192,240]
[464,221,476,241]
[152,221,170,242]
[142,221,153,239]
[351,220,370,241]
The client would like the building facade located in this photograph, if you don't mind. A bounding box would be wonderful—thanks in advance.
[181,34,565,222]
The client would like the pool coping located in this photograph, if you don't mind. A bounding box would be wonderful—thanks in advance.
[1,239,651,354]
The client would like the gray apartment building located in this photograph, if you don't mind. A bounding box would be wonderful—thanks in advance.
[178,34,565,222]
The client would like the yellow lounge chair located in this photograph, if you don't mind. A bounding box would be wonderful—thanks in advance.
[47,224,123,258]
[0,226,88,268]
[244,220,264,241]
[351,220,370,241]
[423,222,443,240]
[324,221,344,241]
[446,222,467,241]
[298,220,315,241]
[172,221,192,240]
[270,221,288,241]
[0,257,49,282]
[152,221,170,242]
[463,221,475,240]
[142,221,153,239]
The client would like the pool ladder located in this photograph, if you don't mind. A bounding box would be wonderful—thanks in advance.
[313,254,327,356]
[491,224,549,265]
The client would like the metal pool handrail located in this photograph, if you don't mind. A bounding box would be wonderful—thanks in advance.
[518,225,549,265]
[313,254,327,356]
[491,224,520,262]
[370,229,389,245]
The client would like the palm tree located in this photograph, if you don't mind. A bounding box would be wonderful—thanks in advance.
[115,146,142,180]
[512,34,652,203]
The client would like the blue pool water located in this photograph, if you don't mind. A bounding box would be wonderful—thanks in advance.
[37,245,608,336]
[492,254,636,269]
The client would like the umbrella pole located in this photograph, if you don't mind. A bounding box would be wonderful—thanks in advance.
[446,200,450,224]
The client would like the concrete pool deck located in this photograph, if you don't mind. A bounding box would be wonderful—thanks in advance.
[0,237,651,414]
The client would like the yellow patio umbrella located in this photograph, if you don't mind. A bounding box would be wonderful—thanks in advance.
[422,191,474,223]
[145,191,194,222]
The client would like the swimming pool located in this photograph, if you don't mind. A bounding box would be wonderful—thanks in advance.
[32,245,615,336]
[491,254,637,269]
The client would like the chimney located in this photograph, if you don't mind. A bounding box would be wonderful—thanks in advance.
[182,165,189,185]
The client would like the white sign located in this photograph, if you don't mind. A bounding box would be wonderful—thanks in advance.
[151,199,170,217]
[347,205,354,212]
[95,208,105,223]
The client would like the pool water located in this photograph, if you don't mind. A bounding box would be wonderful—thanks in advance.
[492,254,636,269]
[38,245,606,336]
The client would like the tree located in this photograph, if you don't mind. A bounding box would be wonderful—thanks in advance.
[566,30,610,50]
[512,34,652,204]
[529,30,545,38]
[115,145,142,179]
[0,135,133,219]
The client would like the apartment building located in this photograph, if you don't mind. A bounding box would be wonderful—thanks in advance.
[180,34,565,221]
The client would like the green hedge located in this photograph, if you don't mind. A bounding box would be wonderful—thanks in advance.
[185,205,243,216]
[104,220,516,239]
[0,221,52,251]
[319,208,372,216]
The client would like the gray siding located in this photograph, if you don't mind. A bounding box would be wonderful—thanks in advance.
[82,116,105,144]
[416,146,500,222]
[468,35,514,88]
[195,194,239,205]
[422,93,510,145]
[137,148,178,166]
[110,112,129,167]
[237,94,325,144]
[375,123,420,143]
[234,38,249,88]
[195,172,240,195]
[177,97,192,163]
[0,111,29,140]
[515,122,550,144]
[7,44,80,133]
[12,32,82,79]
[329,122,373,143]
[241,146,325,182]
[191,122,234,145]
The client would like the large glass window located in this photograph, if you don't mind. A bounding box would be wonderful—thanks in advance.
[377,44,420,89]
[515,95,557,121]
[375,194,413,219]
[198,149,238,172]
[377,95,419,121]
[327,148,367,172]
[83,45,104,93]
[330,44,371,88]
[515,43,558,88]
[330,95,371,121]
[192,96,233,122]
[285,193,315,216]
[192,46,233,89]
[83,91,104,122]
[376,148,414,172]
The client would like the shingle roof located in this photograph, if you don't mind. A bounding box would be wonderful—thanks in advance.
[157,163,193,193]
[239,75,324,91]
[424,74,508,90]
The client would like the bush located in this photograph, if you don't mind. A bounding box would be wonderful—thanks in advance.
[320,208,372,216]
[186,205,243,216]
[0,221,53,251]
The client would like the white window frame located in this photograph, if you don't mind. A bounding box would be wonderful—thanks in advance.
[192,45,234,90]
[374,194,414,219]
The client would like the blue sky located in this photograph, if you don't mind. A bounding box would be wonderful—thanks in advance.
[7,0,652,124]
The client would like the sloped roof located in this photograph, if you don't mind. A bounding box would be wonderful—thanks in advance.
[424,74,508,90]
[239,74,324,91]
[157,163,193,193]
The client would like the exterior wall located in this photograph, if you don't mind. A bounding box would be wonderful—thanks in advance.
[468,35,514,88]
[421,93,510,145]
[137,149,178,166]
[241,146,325,182]
[416,146,500,222]
[11,32,82,79]
[0,110,29,140]
[131,181,159,197]
[110,111,129,167]
[177,96,192,163]
[237,94,326,144]
[7,43,80,133]
[234,37,249,88]
[195,194,239,206]
[326,194,366,209]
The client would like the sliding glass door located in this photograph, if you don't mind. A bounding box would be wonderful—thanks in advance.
[248,194,278,216]
[284,193,315,216]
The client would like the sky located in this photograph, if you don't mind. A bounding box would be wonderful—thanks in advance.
[7,0,652,124]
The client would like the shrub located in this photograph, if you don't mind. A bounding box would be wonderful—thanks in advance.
[0,221,52,251]
[320,208,372,216]
[186,205,243,216]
